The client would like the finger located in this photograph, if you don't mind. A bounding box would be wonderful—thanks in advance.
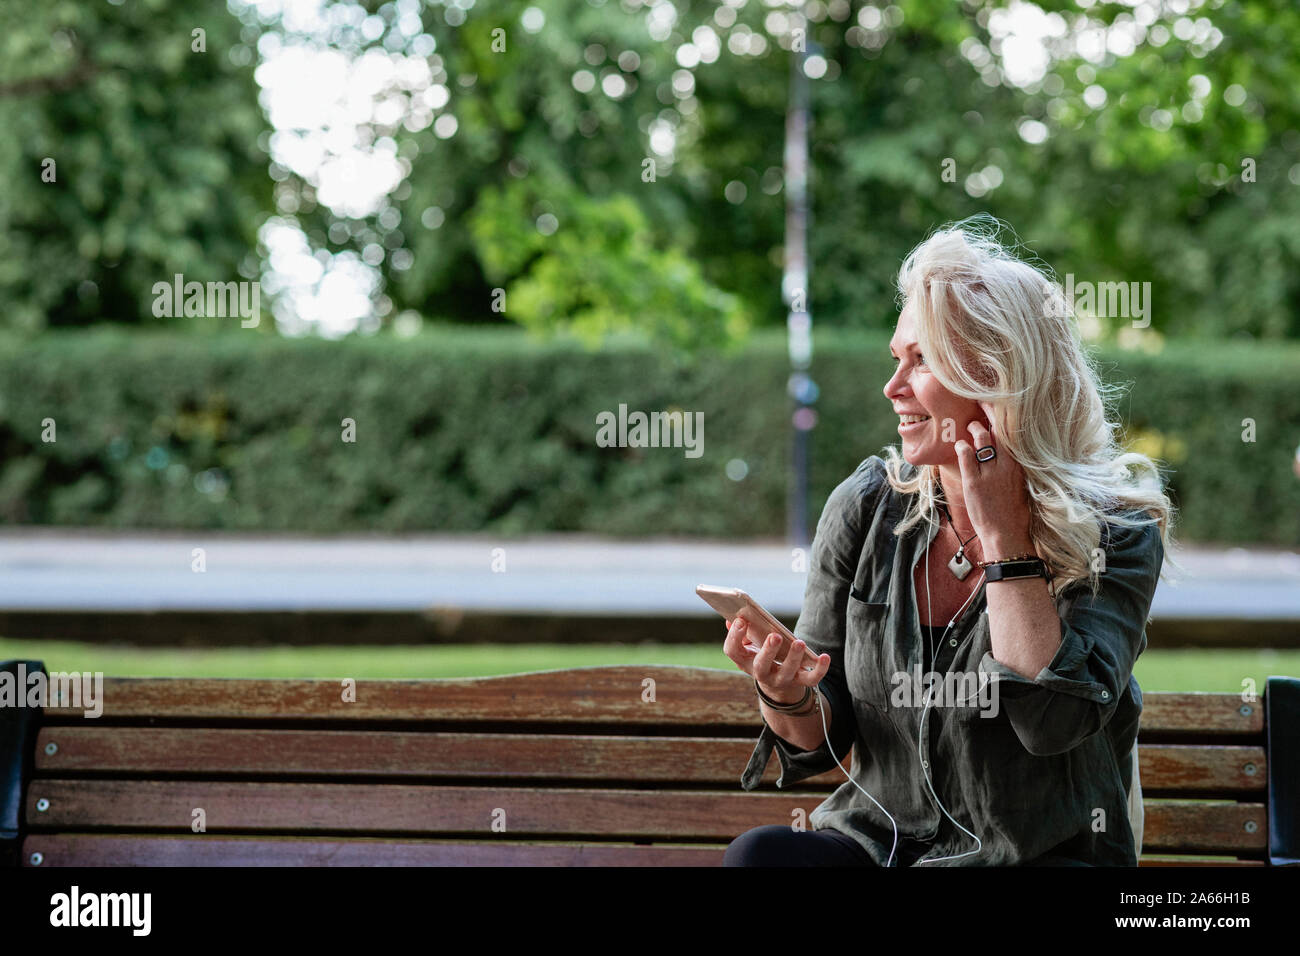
[808,652,832,686]
[767,634,806,689]
[791,640,830,681]
[954,438,976,477]
[722,618,753,668]
[778,638,808,676]
[726,617,753,650]
[782,638,819,682]
[966,419,991,446]
[785,650,832,697]
[767,640,829,701]
[751,632,784,684]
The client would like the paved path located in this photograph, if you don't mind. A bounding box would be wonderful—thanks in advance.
[0,530,1297,620]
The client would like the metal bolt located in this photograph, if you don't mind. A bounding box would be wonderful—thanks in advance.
[1244,820,1258,834]
[1244,763,1257,776]
[1101,690,1109,700]
[948,638,958,647]
[1240,704,1253,717]
[44,742,58,756]
[36,798,49,812]
[29,852,43,866]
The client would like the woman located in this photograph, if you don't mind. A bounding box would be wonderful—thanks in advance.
[723,217,1180,866]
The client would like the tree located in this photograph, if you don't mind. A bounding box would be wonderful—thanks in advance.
[0,0,272,331]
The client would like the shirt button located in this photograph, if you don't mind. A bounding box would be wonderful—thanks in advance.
[948,638,958,647]
[921,760,929,769]
[1101,690,1110,700]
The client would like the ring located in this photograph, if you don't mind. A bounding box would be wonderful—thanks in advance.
[975,445,997,463]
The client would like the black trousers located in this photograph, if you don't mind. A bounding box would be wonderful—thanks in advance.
[723,824,1094,866]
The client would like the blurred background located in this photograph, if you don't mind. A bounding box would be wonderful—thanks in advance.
[1,0,1297,687]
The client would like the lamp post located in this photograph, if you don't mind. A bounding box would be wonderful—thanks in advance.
[784,16,818,548]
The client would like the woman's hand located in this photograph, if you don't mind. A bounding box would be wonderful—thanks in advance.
[954,399,1034,553]
[721,617,831,704]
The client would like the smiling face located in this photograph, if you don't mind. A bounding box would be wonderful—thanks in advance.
[883,302,986,467]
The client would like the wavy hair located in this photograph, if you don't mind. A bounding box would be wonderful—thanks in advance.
[880,215,1183,601]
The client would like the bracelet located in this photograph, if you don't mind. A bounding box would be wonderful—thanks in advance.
[782,689,821,717]
[982,556,1053,583]
[781,692,821,718]
[754,679,813,713]
[976,552,1037,568]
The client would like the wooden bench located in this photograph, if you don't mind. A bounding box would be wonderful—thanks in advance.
[3,661,1296,866]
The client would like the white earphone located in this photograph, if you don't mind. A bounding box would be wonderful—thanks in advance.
[913,541,985,864]
[814,515,986,867]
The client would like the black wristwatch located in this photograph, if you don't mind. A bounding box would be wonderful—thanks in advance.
[983,557,1051,582]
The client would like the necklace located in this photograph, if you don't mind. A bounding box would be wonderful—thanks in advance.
[937,502,979,581]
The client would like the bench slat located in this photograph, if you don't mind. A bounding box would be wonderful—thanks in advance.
[19,834,1267,867]
[17,832,1258,868]
[34,728,1265,794]
[40,668,1261,736]
[1140,692,1263,737]
[40,668,752,725]
[25,780,831,838]
[1138,857,1265,867]
[37,727,823,785]
[1137,745,1265,794]
[22,834,724,867]
[25,780,1268,852]
[1142,799,1267,854]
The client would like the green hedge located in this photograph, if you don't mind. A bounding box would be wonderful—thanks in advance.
[1,326,1298,544]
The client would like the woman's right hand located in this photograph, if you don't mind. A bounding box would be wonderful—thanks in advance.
[722,617,832,705]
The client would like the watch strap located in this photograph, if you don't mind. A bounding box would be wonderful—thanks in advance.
[984,558,1050,582]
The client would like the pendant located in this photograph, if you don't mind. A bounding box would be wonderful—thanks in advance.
[948,547,973,581]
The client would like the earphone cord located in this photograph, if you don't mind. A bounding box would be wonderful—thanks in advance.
[915,511,985,865]
[811,509,988,868]
[815,689,900,868]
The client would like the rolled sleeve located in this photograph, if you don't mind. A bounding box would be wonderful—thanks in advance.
[741,715,838,790]
[978,517,1164,756]
[739,458,883,790]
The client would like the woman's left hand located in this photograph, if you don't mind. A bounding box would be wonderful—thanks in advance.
[954,400,1033,552]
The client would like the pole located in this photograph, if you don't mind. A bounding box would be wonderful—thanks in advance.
[784,12,816,548]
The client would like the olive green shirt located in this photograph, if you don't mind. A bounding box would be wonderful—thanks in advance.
[741,455,1165,866]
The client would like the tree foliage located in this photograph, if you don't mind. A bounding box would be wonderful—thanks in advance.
[5,0,1298,342]
[263,0,1300,343]
[0,0,272,332]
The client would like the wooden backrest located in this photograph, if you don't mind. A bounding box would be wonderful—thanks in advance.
[19,666,1270,865]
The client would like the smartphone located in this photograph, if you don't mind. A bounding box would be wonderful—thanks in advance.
[695,584,822,672]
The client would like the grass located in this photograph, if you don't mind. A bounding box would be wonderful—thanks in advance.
[2,638,1298,691]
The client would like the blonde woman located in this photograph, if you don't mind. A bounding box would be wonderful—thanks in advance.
[723,216,1179,866]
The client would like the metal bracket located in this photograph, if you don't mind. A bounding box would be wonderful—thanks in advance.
[1266,675,1300,866]
[1,661,46,867]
